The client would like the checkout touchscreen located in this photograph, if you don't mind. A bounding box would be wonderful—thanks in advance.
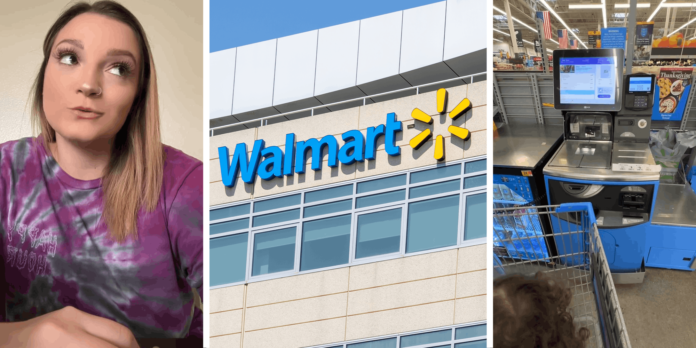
[559,57,617,105]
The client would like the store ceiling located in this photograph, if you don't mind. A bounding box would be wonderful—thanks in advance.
[493,0,696,50]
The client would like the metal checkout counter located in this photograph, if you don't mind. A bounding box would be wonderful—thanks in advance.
[541,49,696,283]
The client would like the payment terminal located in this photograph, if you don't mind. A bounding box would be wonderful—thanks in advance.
[624,73,655,111]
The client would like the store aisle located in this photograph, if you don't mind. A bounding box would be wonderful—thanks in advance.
[615,268,696,347]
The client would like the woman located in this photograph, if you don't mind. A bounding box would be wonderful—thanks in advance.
[0,1,203,346]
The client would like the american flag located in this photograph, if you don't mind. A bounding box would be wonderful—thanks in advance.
[536,11,552,40]
[570,38,578,49]
[558,29,568,49]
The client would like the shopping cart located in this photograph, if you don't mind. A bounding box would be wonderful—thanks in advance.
[493,203,631,348]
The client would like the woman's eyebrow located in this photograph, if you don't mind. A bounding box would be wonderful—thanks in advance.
[107,49,137,64]
[55,39,83,49]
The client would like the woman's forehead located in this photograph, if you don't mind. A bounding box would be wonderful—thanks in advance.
[54,13,140,62]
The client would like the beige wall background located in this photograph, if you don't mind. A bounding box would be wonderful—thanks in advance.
[210,245,487,348]
[0,0,203,160]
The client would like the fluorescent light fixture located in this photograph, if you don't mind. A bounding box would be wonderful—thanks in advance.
[647,0,666,22]
[493,38,503,42]
[494,28,511,36]
[523,39,535,45]
[548,49,554,53]
[602,0,607,28]
[662,3,696,7]
[492,6,538,31]
[615,3,650,8]
[669,15,696,36]
[537,0,588,48]
[569,3,602,9]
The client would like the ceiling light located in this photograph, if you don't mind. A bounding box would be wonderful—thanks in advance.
[669,16,696,36]
[537,0,588,48]
[662,3,696,7]
[492,6,538,32]
[614,3,650,8]
[647,0,666,22]
[569,3,603,9]
[493,28,511,36]
[493,38,503,42]
[602,0,607,28]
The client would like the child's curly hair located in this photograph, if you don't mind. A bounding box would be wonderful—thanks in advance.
[494,272,591,348]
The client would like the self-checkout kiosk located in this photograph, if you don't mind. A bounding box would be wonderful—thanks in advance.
[543,49,658,283]
[541,49,696,283]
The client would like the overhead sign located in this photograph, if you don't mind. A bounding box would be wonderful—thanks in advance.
[219,89,475,187]
[600,28,627,51]
[634,22,654,64]
[588,31,601,48]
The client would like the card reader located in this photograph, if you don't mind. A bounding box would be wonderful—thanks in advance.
[624,73,655,111]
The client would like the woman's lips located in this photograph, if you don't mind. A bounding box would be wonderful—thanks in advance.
[70,107,103,119]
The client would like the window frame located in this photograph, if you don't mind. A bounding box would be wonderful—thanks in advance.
[210,156,486,289]
[306,321,487,348]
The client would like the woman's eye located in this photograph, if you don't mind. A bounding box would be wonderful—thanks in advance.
[108,64,129,77]
[59,54,77,65]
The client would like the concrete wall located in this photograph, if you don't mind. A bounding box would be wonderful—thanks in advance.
[209,81,487,206]
[0,0,203,160]
[209,244,486,348]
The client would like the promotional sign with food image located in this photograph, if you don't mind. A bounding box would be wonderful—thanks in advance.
[653,67,693,121]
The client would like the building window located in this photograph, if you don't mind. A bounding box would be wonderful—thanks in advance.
[355,207,402,259]
[251,227,296,276]
[209,156,486,288]
[210,233,247,285]
[406,195,459,253]
[306,323,487,348]
[300,215,351,271]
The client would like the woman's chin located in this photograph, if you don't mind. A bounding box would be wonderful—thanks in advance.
[55,131,113,148]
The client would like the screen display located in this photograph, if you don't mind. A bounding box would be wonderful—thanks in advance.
[558,57,616,105]
[628,76,652,92]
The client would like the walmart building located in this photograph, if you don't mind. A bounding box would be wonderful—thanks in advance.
[208,1,487,347]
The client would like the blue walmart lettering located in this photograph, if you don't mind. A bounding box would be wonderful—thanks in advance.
[220,113,403,187]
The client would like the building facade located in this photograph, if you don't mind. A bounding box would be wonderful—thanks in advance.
[209,1,487,347]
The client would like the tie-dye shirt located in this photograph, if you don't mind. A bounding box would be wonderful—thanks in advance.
[0,137,203,338]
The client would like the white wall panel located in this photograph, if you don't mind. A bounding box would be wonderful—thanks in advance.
[399,1,447,74]
[210,48,236,119]
[273,31,318,106]
[314,21,360,96]
[232,39,277,115]
[356,11,403,85]
[444,0,486,60]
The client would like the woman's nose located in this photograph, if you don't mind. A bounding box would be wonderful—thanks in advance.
[78,69,102,97]
[79,82,102,97]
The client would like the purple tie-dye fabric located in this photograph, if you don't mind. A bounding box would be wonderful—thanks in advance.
[0,137,203,338]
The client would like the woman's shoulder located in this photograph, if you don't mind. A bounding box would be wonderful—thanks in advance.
[161,145,202,193]
[162,145,202,174]
[0,137,42,165]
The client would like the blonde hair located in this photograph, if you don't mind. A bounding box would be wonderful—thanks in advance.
[30,1,164,242]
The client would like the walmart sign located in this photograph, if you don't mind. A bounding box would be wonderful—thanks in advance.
[220,113,403,187]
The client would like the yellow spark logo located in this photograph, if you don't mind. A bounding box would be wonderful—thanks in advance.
[409,88,472,161]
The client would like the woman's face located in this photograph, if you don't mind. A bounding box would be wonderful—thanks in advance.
[43,13,141,145]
